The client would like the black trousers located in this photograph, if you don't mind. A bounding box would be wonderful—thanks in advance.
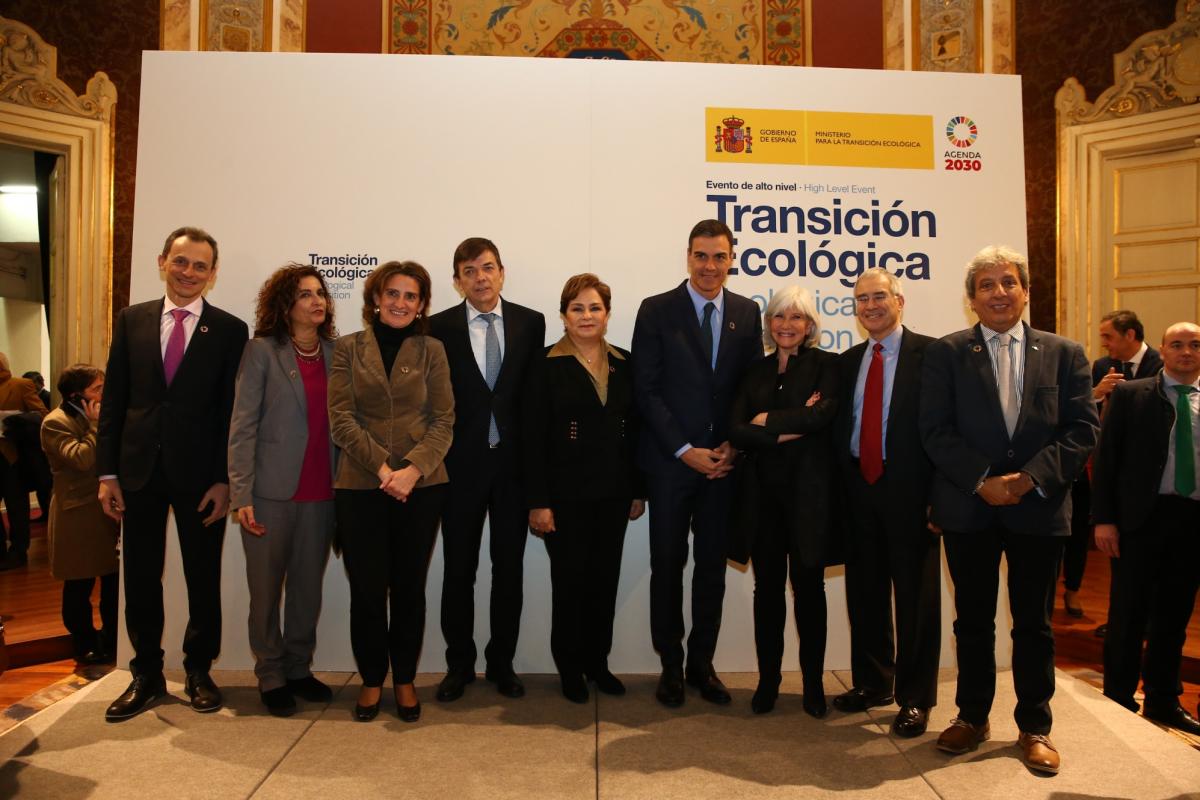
[647,466,733,670]
[943,527,1063,734]
[750,487,825,686]
[439,448,528,674]
[122,467,226,677]
[62,571,118,658]
[1103,495,1200,712]
[338,485,445,686]
[843,469,941,708]
[0,457,31,556]
[1062,476,1091,592]
[543,498,630,678]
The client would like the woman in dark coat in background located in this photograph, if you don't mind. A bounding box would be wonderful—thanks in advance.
[729,284,838,718]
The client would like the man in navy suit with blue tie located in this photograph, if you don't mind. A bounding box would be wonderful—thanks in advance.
[632,219,762,708]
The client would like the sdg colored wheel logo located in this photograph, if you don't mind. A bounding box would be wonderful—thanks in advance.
[945,116,978,148]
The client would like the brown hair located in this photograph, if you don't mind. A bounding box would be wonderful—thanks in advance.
[559,273,611,314]
[254,263,337,341]
[56,363,104,417]
[160,226,219,267]
[452,237,503,278]
[362,260,432,333]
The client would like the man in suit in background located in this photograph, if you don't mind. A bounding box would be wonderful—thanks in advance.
[1092,321,1200,735]
[1073,310,1161,627]
[919,246,1097,774]
[832,268,940,737]
[632,218,762,708]
[98,226,249,721]
[430,237,546,702]
[0,354,48,569]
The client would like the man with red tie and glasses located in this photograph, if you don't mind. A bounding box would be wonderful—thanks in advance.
[833,268,940,738]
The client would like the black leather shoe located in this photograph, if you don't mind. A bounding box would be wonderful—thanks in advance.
[485,666,526,698]
[1144,703,1200,735]
[105,674,167,722]
[891,705,929,737]
[585,668,626,696]
[803,686,828,719]
[185,672,223,713]
[751,681,779,715]
[561,674,589,704]
[1093,624,1107,638]
[261,686,296,717]
[397,701,421,723]
[831,687,894,713]
[287,675,333,703]
[656,667,685,708]
[0,550,28,570]
[435,670,476,702]
[78,649,110,666]
[685,665,732,705]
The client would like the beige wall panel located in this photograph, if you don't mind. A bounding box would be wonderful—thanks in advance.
[1115,285,1200,345]
[1115,238,1199,276]
[1115,160,1198,232]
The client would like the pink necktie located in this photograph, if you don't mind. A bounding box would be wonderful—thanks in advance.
[163,308,189,385]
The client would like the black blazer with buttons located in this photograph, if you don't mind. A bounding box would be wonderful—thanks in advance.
[1091,374,1180,534]
[522,342,644,508]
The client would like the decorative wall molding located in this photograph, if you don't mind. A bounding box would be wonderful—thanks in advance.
[0,17,116,121]
[201,0,273,51]
[990,0,1013,74]
[1056,0,1200,125]
[913,0,981,73]
[0,16,117,387]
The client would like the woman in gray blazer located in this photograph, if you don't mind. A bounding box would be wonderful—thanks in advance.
[329,260,454,723]
[228,264,339,717]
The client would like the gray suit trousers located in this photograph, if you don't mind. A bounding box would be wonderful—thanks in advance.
[241,495,335,690]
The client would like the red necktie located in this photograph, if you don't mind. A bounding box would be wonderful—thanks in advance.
[859,342,884,484]
[163,308,189,386]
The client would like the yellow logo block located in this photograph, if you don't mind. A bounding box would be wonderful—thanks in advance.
[706,108,933,170]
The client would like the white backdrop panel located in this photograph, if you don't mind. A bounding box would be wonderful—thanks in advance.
[127,52,1026,674]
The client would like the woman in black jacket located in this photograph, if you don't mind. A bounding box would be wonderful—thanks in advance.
[523,273,645,704]
[729,284,838,718]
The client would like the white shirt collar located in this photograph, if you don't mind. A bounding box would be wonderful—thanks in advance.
[981,321,1023,342]
[466,298,504,323]
[163,295,204,318]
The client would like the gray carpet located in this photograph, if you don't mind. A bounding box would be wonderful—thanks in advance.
[0,668,1197,799]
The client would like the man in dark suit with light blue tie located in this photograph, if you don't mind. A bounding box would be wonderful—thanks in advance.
[632,219,762,708]
[919,246,1097,775]
[97,226,249,721]
[430,237,546,702]
[1093,321,1200,735]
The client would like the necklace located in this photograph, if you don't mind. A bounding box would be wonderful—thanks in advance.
[292,338,321,361]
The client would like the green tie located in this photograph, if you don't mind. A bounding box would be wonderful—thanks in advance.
[1174,385,1196,496]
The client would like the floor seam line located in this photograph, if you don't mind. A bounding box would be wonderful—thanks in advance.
[245,700,332,799]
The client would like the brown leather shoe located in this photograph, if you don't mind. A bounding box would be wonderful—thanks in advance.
[1017,732,1060,774]
[936,718,990,754]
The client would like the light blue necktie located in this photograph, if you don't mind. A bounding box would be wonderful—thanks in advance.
[480,312,501,446]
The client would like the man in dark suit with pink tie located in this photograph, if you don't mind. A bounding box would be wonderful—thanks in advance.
[97,226,248,721]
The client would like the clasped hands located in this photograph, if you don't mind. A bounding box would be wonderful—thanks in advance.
[976,472,1035,506]
[378,462,421,502]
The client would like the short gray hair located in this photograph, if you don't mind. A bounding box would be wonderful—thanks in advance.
[853,267,903,297]
[763,285,821,352]
[964,245,1029,299]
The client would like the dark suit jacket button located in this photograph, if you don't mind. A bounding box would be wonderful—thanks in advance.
[1007,449,1014,458]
